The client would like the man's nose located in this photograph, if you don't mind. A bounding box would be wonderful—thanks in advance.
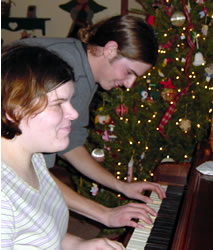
[125,75,137,88]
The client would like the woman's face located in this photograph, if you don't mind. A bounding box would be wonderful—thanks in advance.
[19,81,79,153]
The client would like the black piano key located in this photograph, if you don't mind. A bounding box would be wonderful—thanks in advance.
[145,243,168,250]
[144,185,185,250]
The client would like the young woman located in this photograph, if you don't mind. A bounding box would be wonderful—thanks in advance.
[17,15,165,229]
[1,44,124,250]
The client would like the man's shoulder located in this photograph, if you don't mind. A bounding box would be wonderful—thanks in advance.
[16,37,82,51]
[15,37,87,72]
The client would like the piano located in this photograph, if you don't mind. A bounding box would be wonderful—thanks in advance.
[123,139,213,250]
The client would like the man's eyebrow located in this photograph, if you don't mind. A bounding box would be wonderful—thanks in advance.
[130,68,139,77]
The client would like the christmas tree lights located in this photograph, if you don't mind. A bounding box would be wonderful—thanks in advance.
[69,0,213,236]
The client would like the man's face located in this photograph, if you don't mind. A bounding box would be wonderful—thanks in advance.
[97,56,151,91]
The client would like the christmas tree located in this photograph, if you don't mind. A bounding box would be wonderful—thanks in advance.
[70,0,213,234]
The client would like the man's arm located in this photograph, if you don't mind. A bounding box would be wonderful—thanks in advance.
[63,145,120,191]
[62,145,166,203]
[50,173,158,228]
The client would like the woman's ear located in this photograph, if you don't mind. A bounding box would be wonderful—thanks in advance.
[103,41,118,59]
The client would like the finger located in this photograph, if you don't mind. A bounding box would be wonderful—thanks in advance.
[143,183,166,200]
[127,208,157,225]
[152,183,166,199]
[106,239,125,250]
[124,202,158,216]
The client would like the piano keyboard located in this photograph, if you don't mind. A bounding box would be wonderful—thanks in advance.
[126,185,184,250]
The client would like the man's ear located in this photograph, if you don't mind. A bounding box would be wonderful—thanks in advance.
[103,41,118,59]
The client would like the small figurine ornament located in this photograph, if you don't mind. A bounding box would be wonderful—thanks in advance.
[90,183,99,196]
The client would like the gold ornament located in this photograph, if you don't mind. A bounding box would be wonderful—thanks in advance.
[170,11,186,27]
[179,119,191,132]
[161,88,177,102]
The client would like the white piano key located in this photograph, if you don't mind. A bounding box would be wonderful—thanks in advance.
[126,185,168,250]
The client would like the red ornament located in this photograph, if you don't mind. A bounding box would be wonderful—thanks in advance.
[115,104,128,117]
[147,15,155,26]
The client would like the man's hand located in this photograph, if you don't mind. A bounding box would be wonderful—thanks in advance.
[117,181,166,204]
[104,202,157,228]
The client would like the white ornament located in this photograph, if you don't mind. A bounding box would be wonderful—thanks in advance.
[127,157,134,182]
[193,52,206,66]
[161,157,175,163]
[91,148,105,162]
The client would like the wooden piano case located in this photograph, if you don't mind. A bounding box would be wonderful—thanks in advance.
[123,139,213,249]
[154,140,213,250]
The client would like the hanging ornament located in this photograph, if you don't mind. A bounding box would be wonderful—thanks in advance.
[180,33,186,40]
[179,118,192,132]
[194,0,206,4]
[147,15,155,26]
[152,0,161,9]
[141,90,148,100]
[160,40,173,49]
[127,156,134,183]
[90,183,99,196]
[204,63,213,82]
[102,130,109,142]
[115,104,128,117]
[108,121,117,141]
[160,78,176,102]
[192,33,206,66]
[95,114,111,124]
[199,6,207,18]
[186,0,191,13]
[162,58,172,67]
[193,51,206,66]
[91,148,105,162]
[160,78,176,89]
[170,11,186,27]
[164,4,174,17]
[158,69,165,77]
[161,88,177,102]
[161,157,175,163]
[181,57,186,63]
[201,24,208,36]
[141,152,145,160]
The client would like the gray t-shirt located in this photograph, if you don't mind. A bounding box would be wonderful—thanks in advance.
[17,38,98,167]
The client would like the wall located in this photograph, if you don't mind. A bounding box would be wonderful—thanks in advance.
[2,0,142,44]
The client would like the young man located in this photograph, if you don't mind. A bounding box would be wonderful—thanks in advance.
[17,15,165,229]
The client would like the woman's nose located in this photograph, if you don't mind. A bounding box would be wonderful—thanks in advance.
[66,103,79,121]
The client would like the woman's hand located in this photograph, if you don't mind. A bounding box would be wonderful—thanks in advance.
[62,234,125,250]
